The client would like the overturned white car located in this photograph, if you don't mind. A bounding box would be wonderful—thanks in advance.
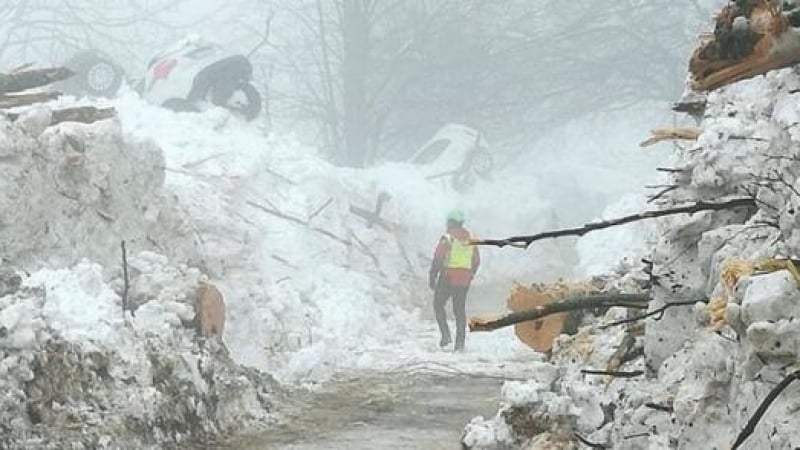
[55,37,262,121]
[409,123,493,191]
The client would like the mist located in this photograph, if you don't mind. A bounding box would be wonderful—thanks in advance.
[5,1,776,449]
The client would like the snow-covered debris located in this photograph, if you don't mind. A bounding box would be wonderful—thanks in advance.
[464,68,800,450]
[0,258,277,449]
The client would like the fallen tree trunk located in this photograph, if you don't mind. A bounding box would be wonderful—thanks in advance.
[51,106,116,125]
[5,106,116,125]
[0,91,61,108]
[471,198,756,249]
[469,293,650,333]
[0,67,73,94]
[505,281,600,353]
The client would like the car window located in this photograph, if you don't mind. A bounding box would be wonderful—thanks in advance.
[412,139,450,165]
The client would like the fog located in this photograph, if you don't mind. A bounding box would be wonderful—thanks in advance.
[0,0,730,306]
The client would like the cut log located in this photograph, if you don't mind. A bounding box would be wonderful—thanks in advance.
[196,277,226,339]
[689,1,800,91]
[474,280,633,353]
[640,127,701,147]
[0,67,74,94]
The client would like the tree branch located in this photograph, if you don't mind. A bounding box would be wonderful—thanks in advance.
[469,293,650,332]
[600,300,705,329]
[581,369,644,378]
[731,370,800,450]
[472,198,756,249]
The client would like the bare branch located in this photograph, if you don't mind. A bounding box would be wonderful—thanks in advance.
[732,370,800,450]
[472,198,756,249]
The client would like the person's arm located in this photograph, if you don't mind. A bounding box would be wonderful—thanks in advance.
[429,237,448,289]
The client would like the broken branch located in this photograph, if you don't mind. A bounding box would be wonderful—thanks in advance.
[644,402,674,414]
[246,200,351,247]
[574,433,608,449]
[600,300,705,329]
[581,369,644,378]
[0,67,73,93]
[469,293,650,333]
[471,198,756,249]
[121,240,132,317]
[731,370,800,450]
[640,127,701,147]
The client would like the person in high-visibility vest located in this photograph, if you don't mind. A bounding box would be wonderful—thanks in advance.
[429,209,481,351]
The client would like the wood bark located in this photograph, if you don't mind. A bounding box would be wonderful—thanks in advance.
[0,67,73,94]
[0,91,60,108]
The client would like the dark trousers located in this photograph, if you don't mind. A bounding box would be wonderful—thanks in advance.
[433,279,469,348]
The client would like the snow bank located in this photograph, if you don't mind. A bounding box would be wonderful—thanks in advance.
[463,69,800,449]
[0,257,277,449]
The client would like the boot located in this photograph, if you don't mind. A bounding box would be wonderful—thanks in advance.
[439,335,452,348]
[454,340,464,352]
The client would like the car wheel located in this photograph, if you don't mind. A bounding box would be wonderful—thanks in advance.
[469,146,493,177]
[63,51,124,98]
[225,83,262,121]
[451,171,476,192]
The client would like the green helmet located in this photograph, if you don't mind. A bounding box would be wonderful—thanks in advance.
[446,208,465,224]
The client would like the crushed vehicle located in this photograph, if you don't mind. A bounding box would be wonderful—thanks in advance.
[55,37,262,121]
[409,123,493,191]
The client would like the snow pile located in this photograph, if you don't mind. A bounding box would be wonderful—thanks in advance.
[110,91,560,382]
[0,257,277,449]
[0,108,283,446]
[463,69,800,449]
[0,107,191,270]
[576,193,657,277]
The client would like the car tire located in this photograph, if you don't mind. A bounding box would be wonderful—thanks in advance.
[469,146,493,177]
[226,83,262,121]
[63,51,124,98]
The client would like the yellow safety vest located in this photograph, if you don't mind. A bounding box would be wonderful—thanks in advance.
[444,233,473,269]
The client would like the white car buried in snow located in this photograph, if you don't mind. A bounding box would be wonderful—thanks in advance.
[409,124,493,191]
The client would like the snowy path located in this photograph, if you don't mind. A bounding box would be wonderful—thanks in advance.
[219,285,538,449]
[228,372,506,450]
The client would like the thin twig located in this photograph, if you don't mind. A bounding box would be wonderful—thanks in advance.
[600,300,705,329]
[647,185,679,204]
[581,369,644,378]
[574,433,608,449]
[121,240,132,317]
[624,432,650,440]
[645,402,674,413]
[472,198,756,248]
[731,370,800,450]
[308,197,334,222]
